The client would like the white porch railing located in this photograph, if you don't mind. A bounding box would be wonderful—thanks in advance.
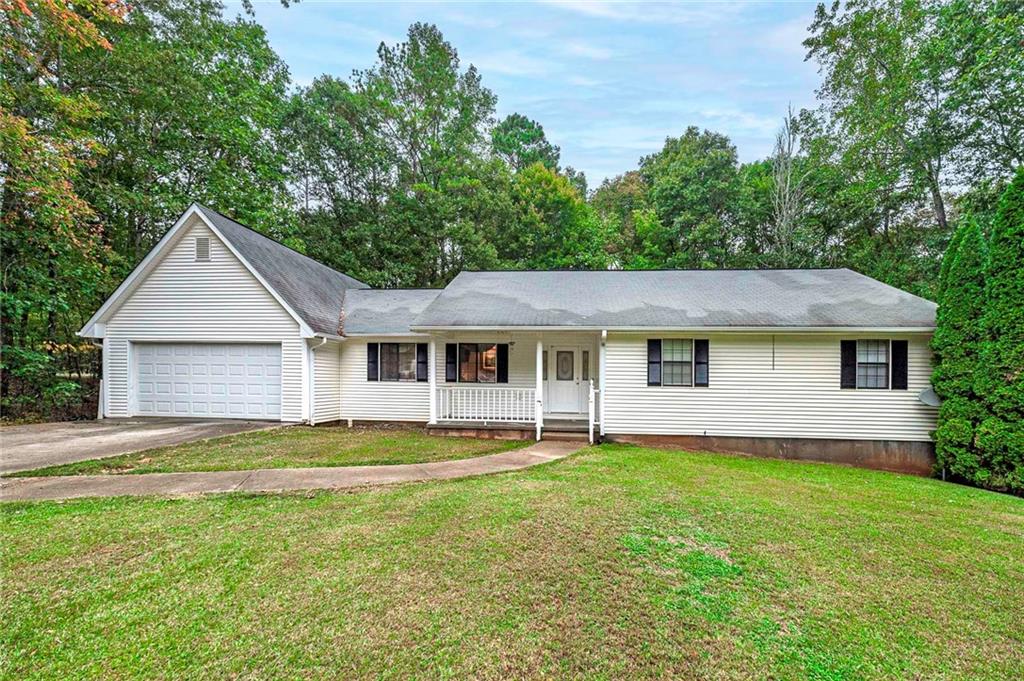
[437,387,536,423]
[588,379,597,444]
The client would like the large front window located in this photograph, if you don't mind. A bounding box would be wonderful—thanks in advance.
[458,343,498,383]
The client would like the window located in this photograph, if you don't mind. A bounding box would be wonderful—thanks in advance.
[662,339,692,386]
[368,342,427,382]
[556,351,573,380]
[449,343,508,383]
[648,339,709,387]
[582,350,590,381]
[459,343,478,382]
[478,344,498,382]
[856,340,889,389]
[542,351,548,380]
[195,236,210,261]
[380,343,417,381]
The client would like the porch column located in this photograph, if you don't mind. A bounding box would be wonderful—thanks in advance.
[428,339,437,425]
[599,330,607,436]
[535,339,544,441]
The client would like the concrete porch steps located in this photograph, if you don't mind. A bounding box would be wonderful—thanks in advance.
[541,430,591,443]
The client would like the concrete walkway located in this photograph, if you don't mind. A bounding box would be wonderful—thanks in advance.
[0,440,582,502]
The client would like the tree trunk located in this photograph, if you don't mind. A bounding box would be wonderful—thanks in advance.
[929,180,948,232]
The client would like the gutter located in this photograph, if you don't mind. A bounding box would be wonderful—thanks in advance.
[407,325,936,334]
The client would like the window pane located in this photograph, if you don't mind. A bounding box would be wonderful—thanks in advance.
[663,339,691,362]
[857,363,888,389]
[857,340,887,363]
[556,351,574,380]
[380,344,399,381]
[543,351,548,380]
[478,344,497,383]
[647,361,661,385]
[663,361,692,386]
[582,351,590,381]
[459,344,478,382]
[398,343,416,381]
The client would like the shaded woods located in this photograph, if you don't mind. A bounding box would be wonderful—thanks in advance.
[2,0,1022,483]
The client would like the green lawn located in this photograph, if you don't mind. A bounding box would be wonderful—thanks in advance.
[12,425,528,476]
[3,444,1023,680]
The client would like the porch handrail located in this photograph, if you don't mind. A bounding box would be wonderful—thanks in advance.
[437,386,536,423]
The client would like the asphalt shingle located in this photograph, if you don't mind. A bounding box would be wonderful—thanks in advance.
[412,269,937,329]
[340,289,441,335]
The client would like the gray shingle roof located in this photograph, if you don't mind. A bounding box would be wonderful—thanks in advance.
[195,204,368,335]
[412,269,937,329]
[341,289,441,335]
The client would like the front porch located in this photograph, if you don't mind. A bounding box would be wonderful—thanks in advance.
[424,332,606,442]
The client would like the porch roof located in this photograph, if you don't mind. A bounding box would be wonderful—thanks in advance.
[410,269,937,330]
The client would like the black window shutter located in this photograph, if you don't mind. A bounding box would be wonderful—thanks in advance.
[416,343,428,382]
[367,343,379,381]
[445,343,457,382]
[694,339,709,387]
[891,340,908,390]
[840,340,856,389]
[496,344,509,383]
[647,339,662,386]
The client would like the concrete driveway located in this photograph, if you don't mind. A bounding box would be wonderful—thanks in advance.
[0,418,279,476]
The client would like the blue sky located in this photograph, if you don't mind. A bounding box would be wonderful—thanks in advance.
[234,1,822,185]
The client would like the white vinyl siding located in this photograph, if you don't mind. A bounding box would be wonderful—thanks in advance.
[103,217,305,421]
[103,338,130,416]
[604,332,936,441]
[312,340,342,423]
[340,337,429,422]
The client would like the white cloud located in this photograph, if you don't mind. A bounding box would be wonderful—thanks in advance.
[697,107,780,136]
[466,49,552,77]
[567,75,605,87]
[761,16,813,58]
[441,11,502,30]
[561,39,615,59]
[541,0,744,26]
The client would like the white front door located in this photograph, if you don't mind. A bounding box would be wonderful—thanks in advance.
[548,346,582,413]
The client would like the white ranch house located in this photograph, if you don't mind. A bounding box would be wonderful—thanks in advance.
[79,204,940,473]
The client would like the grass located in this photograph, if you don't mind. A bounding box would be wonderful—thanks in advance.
[3,444,1023,679]
[11,425,528,476]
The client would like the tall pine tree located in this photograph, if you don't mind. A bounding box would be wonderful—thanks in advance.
[974,169,1024,494]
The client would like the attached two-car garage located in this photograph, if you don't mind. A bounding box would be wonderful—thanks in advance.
[133,343,281,419]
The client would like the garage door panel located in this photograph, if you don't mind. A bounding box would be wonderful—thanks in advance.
[134,343,281,420]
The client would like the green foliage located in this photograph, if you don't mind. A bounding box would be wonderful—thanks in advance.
[497,163,607,270]
[972,169,1024,493]
[70,0,296,260]
[491,113,560,171]
[1,0,122,420]
[638,127,740,268]
[931,219,986,407]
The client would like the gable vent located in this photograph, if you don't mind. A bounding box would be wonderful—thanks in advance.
[195,236,211,261]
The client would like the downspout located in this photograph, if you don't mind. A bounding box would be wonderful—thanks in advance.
[308,336,329,425]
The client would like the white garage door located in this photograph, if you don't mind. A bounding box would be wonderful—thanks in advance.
[134,343,281,419]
